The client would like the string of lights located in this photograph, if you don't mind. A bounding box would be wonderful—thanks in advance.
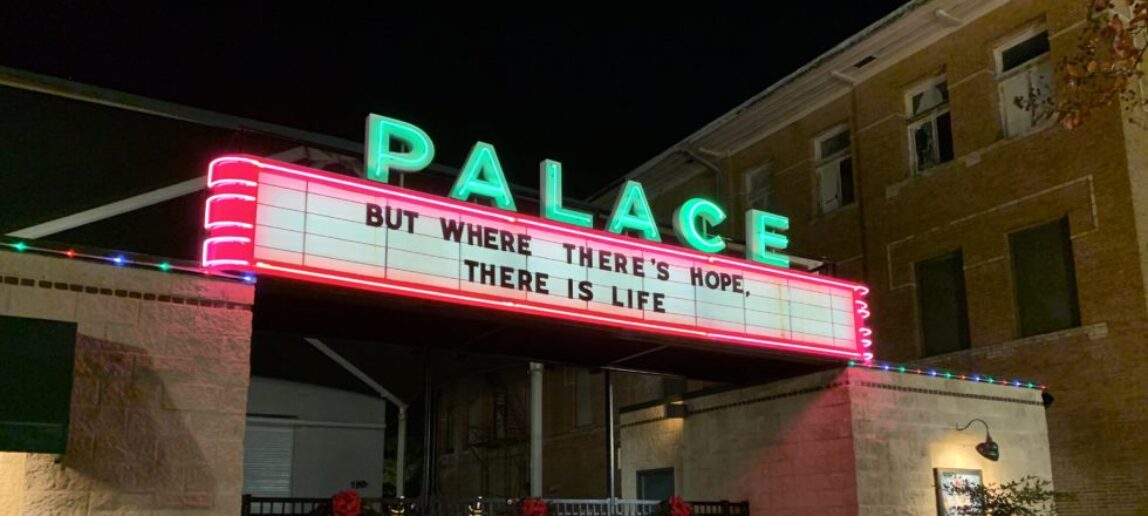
[847,359,1045,390]
[1,239,254,284]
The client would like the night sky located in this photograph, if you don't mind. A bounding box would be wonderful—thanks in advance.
[3,2,907,198]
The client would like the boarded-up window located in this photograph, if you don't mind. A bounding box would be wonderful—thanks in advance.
[1010,218,1081,336]
[915,251,970,356]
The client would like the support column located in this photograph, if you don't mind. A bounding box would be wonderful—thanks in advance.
[529,362,544,497]
[605,370,616,515]
[397,406,408,497]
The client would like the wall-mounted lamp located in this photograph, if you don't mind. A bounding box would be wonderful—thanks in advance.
[956,418,999,461]
[665,400,688,419]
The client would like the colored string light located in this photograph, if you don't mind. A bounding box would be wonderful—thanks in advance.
[847,360,1043,390]
[0,238,248,282]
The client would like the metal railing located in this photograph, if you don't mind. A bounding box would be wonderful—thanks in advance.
[241,496,748,516]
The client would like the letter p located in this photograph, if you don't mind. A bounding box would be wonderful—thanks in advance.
[365,114,435,184]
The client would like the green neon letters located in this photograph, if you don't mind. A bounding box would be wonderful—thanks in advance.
[362,114,793,266]
[747,210,790,268]
[365,114,435,183]
[673,198,727,253]
[607,181,661,242]
[541,160,594,228]
[449,142,518,211]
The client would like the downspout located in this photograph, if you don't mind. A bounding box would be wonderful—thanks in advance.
[529,362,544,497]
[843,79,871,285]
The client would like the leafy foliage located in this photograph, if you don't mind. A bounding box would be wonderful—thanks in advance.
[943,475,1060,515]
[1027,0,1148,128]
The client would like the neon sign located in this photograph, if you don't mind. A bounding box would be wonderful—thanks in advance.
[203,151,873,361]
[365,115,792,268]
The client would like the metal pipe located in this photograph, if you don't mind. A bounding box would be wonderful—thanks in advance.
[421,356,434,500]
[529,362,544,497]
[245,416,388,430]
[397,406,408,497]
[605,370,616,515]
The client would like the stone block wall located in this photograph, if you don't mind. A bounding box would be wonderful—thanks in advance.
[0,251,253,516]
[846,368,1051,515]
[619,368,1052,516]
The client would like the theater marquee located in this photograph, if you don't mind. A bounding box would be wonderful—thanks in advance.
[202,116,872,360]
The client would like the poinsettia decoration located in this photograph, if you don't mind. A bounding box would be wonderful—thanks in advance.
[519,497,548,516]
[332,489,363,516]
[667,496,691,516]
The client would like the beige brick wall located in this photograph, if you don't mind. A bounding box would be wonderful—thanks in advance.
[619,368,1052,516]
[0,251,253,516]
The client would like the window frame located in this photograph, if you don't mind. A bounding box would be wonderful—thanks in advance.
[905,76,953,174]
[743,162,776,212]
[994,25,1054,137]
[812,124,853,214]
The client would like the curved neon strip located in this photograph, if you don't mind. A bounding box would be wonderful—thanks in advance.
[204,194,257,230]
[208,178,259,188]
[201,236,252,268]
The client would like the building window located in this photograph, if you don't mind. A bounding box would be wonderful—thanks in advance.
[814,126,854,213]
[636,468,675,500]
[996,28,1053,137]
[915,251,970,356]
[575,369,593,427]
[744,163,776,211]
[1010,218,1081,337]
[907,78,954,172]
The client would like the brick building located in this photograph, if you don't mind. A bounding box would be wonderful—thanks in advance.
[592,0,1148,513]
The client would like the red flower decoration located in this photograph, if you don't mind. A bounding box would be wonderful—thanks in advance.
[520,498,548,516]
[333,489,363,516]
[667,496,691,516]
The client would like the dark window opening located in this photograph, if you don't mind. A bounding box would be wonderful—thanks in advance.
[637,468,674,500]
[840,158,855,206]
[1010,218,1081,337]
[915,251,971,356]
[1001,31,1050,72]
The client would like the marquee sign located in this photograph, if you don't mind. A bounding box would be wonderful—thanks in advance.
[203,153,873,361]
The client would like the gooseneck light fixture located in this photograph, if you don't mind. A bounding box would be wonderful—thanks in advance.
[956,418,999,461]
